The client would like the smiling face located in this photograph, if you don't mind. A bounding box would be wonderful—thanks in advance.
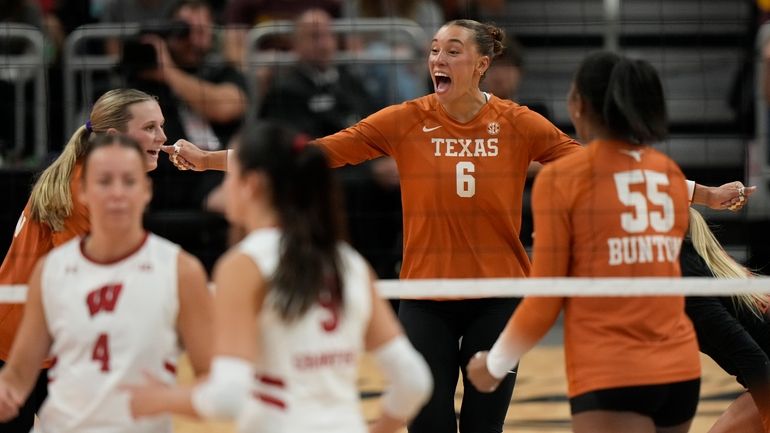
[429,24,489,105]
[122,100,167,171]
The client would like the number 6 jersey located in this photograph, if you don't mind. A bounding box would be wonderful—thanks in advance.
[37,233,181,433]
[317,94,580,282]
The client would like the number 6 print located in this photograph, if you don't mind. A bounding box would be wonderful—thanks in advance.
[613,169,674,233]
[456,162,475,197]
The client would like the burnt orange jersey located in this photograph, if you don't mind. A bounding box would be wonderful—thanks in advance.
[509,139,700,396]
[318,94,579,281]
[0,163,89,361]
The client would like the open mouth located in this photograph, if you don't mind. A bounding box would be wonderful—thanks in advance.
[434,73,451,94]
[146,149,159,157]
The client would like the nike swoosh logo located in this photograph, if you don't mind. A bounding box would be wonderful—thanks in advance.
[422,125,443,132]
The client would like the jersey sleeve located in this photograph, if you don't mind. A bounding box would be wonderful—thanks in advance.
[508,296,565,348]
[517,110,581,164]
[316,104,405,168]
[530,164,572,277]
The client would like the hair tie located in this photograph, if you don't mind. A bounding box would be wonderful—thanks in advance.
[292,133,310,154]
[85,120,93,132]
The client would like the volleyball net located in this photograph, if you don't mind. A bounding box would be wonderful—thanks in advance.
[1,277,769,304]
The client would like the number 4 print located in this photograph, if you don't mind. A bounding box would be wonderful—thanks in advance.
[92,333,110,372]
[613,170,674,234]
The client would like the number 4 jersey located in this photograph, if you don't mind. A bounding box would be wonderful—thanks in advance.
[317,94,581,281]
[38,233,181,433]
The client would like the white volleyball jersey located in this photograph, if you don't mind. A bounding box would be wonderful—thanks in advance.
[235,228,372,433]
[37,233,181,433]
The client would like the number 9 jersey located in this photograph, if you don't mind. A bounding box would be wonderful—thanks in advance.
[37,233,181,433]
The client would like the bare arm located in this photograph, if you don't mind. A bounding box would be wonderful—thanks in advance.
[691,181,756,211]
[144,35,246,123]
[161,141,229,172]
[364,270,431,433]
[129,250,261,420]
[176,251,213,377]
[0,259,52,421]
[164,67,247,124]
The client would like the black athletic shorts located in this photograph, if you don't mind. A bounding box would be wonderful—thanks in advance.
[569,378,701,427]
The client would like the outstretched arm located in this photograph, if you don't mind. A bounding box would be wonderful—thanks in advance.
[691,180,756,211]
[161,140,230,172]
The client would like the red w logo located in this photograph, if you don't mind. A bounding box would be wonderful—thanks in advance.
[86,284,123,317]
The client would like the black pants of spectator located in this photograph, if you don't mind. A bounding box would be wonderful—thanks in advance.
[399,297,520,433]
[0,361,47,432]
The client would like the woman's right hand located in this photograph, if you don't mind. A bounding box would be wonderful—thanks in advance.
[161,139,209,171]
[0,380,22,421]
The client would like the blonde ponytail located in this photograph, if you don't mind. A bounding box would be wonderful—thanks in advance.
[27,88,155,231]
[28,126,89,231]
[687,207,765,317]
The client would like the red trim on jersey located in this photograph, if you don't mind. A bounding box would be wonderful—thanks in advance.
[257,374,285,388]
[79,232,149,265]
[164,361,177,374]
[254,392,286,410]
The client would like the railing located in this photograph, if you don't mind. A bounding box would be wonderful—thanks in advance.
[0,24,47,160]
[242,18,428,117]
[750,22,770,218]
[62,23,141,139]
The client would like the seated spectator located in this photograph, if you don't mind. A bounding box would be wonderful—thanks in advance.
[481,35,549,118]
[259,8,374,138]
[121,0,247,209]
[222,0,342,67]
[342,0,439,107]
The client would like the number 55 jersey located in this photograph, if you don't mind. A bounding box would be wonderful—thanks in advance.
[38,233,181,433]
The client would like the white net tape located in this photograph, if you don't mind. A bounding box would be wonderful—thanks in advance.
[1,277,769,303]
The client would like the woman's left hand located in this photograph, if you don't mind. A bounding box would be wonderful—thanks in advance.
[708,181,756,211]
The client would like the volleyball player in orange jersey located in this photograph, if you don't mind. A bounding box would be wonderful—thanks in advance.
[166,19,750,432]
[0,89,172,432]
[468,52,701,433]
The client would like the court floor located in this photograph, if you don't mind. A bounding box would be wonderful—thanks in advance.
[174,345,741,433]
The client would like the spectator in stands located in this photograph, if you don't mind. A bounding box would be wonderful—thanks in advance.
[124,0,247,209]
[100,0,178,25]
[259,8,373,137]
[480,35,549,119]
[341,0,438,107]
[222,0,341,68]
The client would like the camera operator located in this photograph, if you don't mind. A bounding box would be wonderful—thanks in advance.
[122,0,247,210]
